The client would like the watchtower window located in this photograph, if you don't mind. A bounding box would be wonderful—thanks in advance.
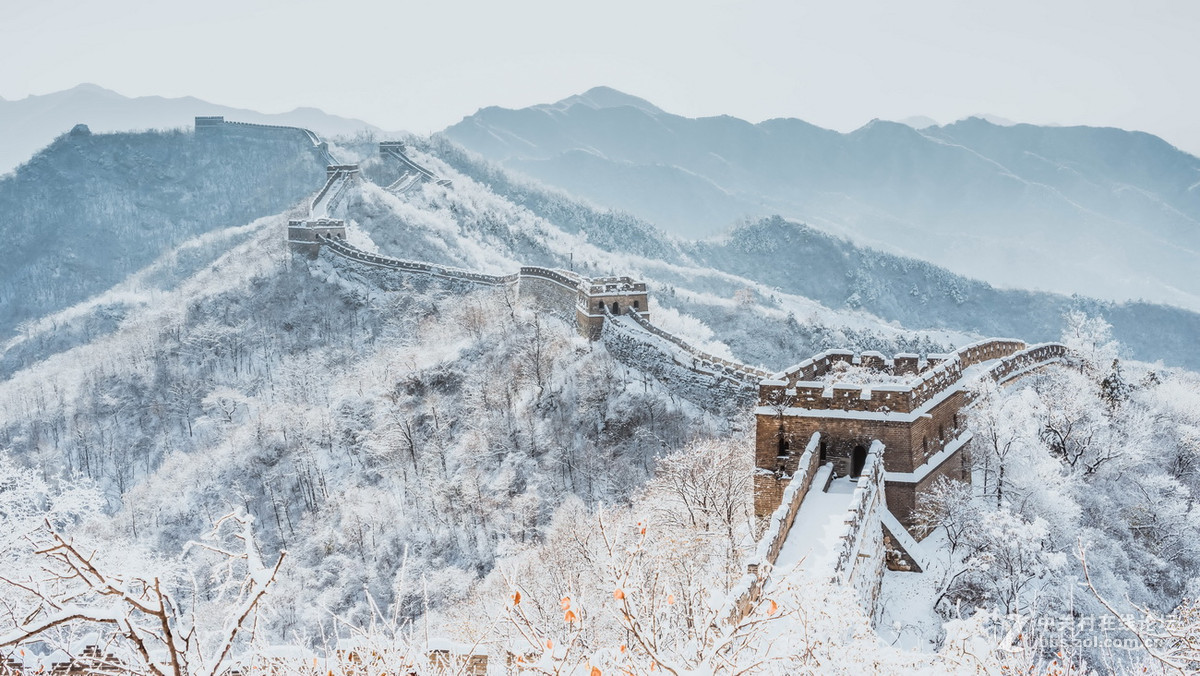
[777,437,790,457]
[597,301,604,311]
[612,301,619,314]
[819,440,828,463]
[633,300,640,310]
[939,425,945,441]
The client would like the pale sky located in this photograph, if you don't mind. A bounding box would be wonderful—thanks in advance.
[3,0,1199,154]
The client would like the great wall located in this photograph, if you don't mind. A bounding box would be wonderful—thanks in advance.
[0,115,1078,674]
[258,116,1073,625]
[8,119,1071,671]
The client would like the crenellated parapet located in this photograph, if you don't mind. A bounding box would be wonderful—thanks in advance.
[194,116,337,166]
[760,339,1029,414]
[754,339,1068,538]
[832,441,887,600]
[288,219,347,256]
[575,276,649,339]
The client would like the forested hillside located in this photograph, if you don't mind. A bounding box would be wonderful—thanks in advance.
[0,125,325,335]
[426,138,1200,371]
[2,122,1200,673]
[692,216,1200,369]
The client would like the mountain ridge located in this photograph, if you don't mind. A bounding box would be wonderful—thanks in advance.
[444,87,1200,313]
[0,83,381,175]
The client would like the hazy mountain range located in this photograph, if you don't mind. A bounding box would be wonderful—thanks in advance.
[443,87,1200,313]
[0,83,379,176]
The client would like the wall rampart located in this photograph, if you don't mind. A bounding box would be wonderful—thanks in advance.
[517,272,579,321]
[763,339,1030,413]
[832,441,887,610]
[721,433,823,626]
[618,309,767,385]
[599,312,756,412]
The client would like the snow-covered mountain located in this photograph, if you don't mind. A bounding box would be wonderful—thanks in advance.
[0,122,327,335]
[0,125,967,644]
[0,84,380,176]
[426,136,1200,371]
[3,119,1200,674]
[444,87,1200,312]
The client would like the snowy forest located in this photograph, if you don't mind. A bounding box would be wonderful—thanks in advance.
[2,121,1200,675]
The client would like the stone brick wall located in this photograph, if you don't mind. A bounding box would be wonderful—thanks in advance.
[287,219,347,257]
[601,318,754,414]
[755,340,1064,521]
[723,433,823,626]
[884,437,970,534]
[517,274,578,322]
[832,442,887,610]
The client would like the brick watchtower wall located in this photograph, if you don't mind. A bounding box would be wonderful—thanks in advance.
[379,140,407,157]
[576,277,650,339]
[754,340,1030,532]
[287,219,348,257]
[194,115,225,132]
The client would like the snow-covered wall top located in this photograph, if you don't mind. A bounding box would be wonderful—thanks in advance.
[760,339,1067,414]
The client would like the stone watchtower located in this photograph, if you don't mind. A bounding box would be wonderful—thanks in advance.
[379,140,407,156]
[575,276,650,339]
[194,115,225,133]
[288,165,358,257]
[754,341,1027,533]
[287,218,347,257]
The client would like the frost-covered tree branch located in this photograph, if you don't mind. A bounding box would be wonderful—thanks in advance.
[0,511,283,676]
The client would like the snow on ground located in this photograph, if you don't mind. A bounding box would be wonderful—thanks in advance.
[770,469,857,580]
[877,528,953,651]
[819,359,915,385]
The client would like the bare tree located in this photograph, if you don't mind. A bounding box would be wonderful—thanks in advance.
[0,512,284,676]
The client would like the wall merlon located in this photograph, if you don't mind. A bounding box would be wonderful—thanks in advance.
[755,339,1073,539]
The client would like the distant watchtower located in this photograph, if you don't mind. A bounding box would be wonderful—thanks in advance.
[194,116,225,133]
[287,218,347,257]
[576,276,650,339]
[379,140,406,156]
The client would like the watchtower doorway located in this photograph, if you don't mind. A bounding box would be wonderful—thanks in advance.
[851,445,868,478]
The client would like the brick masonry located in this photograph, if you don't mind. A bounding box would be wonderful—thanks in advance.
[754,341,1068,570]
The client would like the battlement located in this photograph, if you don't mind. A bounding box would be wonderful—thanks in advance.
[379,140,407,156]
[761,339,1028,413]
[194,115,225,128]
[575,275,650,339]
[585,276,647,291]
[755,338,1067,536]
[771,348,920,386]
[288,218,347,257]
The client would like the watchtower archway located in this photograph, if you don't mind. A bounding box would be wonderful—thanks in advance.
[851,445,868,478]
[575,276,650,339]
